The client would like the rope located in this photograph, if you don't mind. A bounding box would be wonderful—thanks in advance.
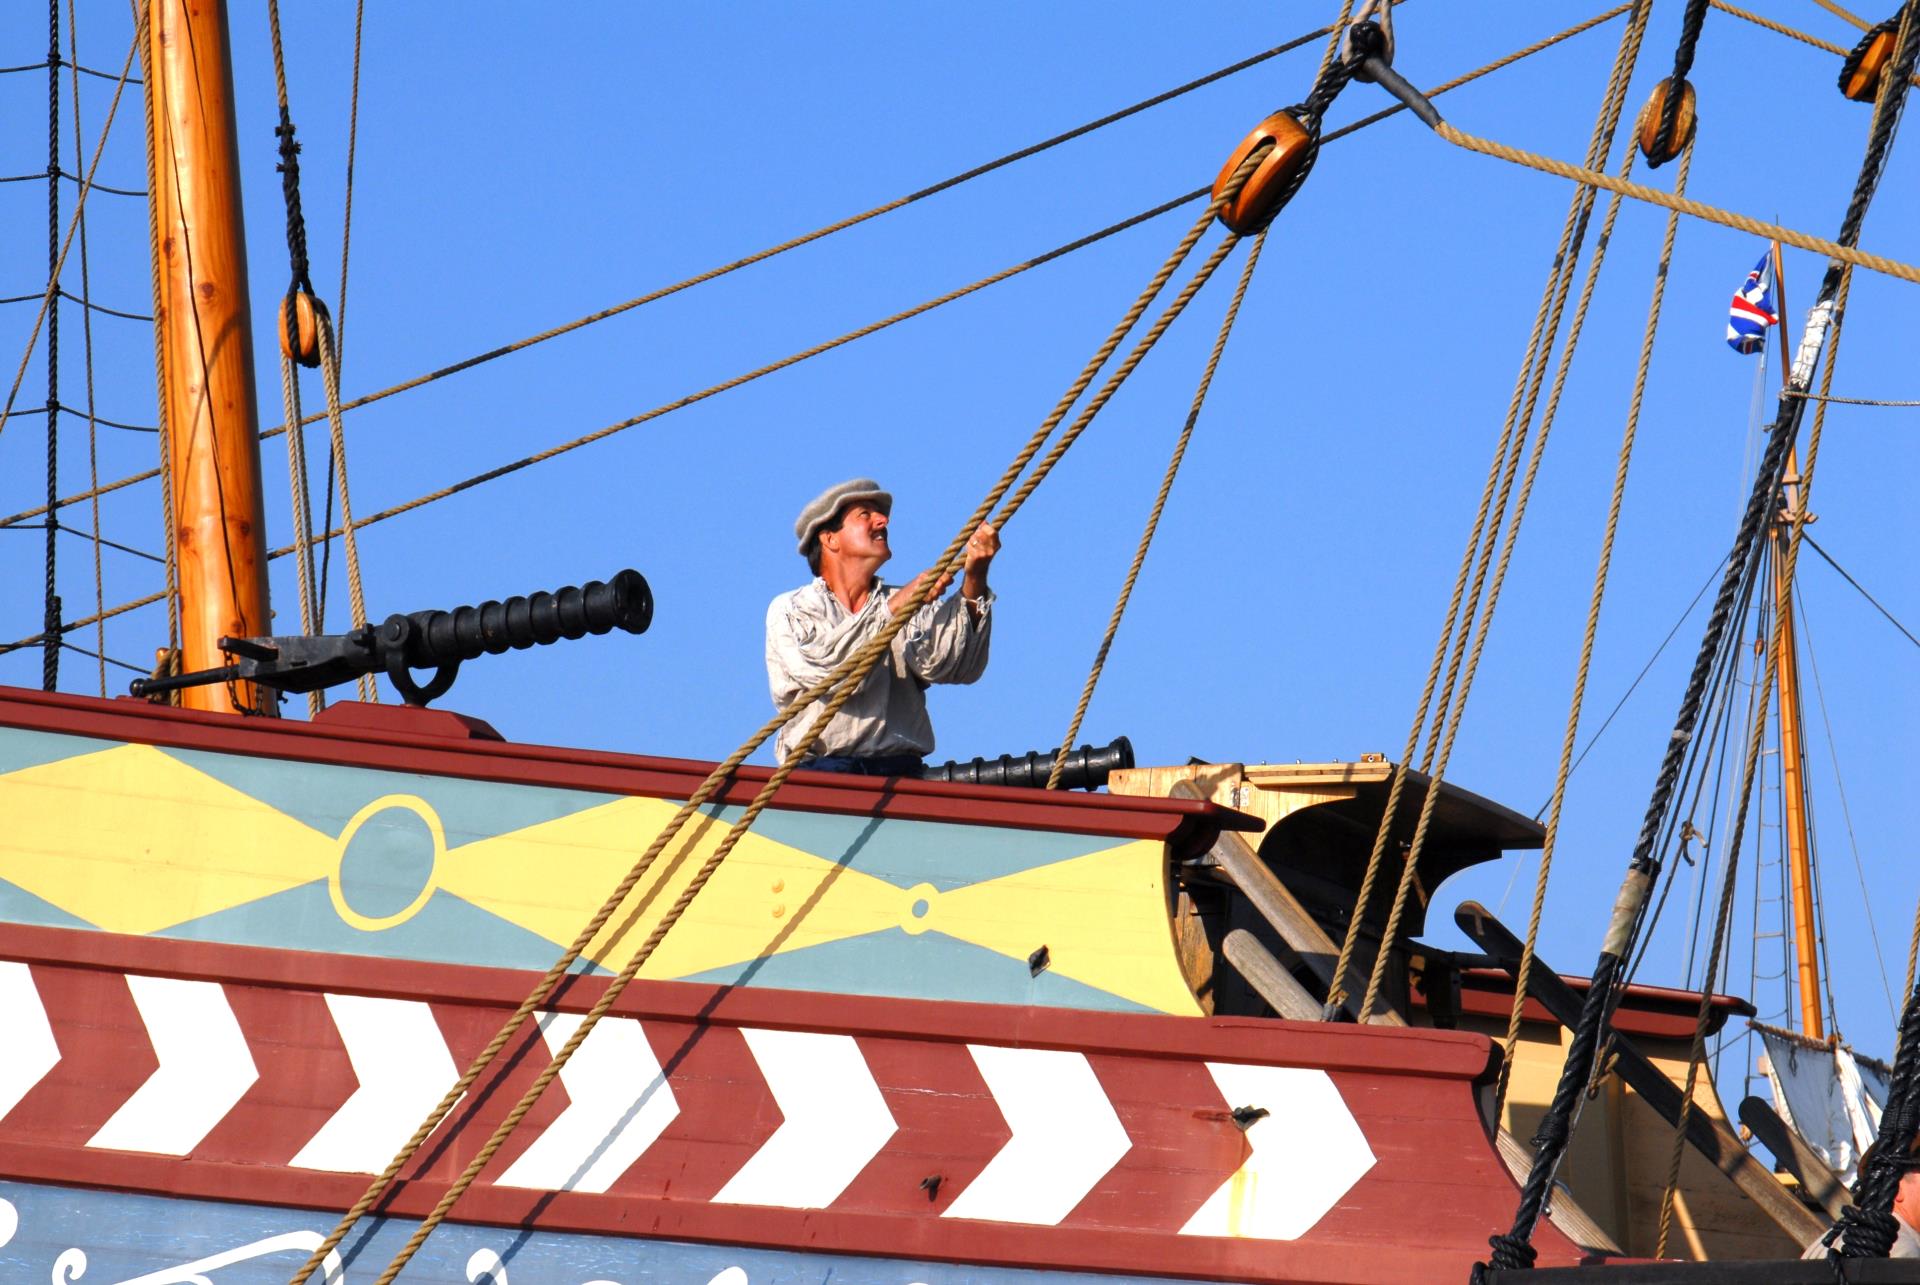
[1715,0,1920,89]
[133,0,175,655]
[277,349,323,715]
[0,590,168,657]
[66,0,103,697]
[1045,230,1266,790]
[1655,278,1845,1253]
[1494,139,1694,1121]
[43,0,62,693]
[315,315,377,702]
[1363,125,1657,1024]
[319,0,366,632]
[372,210,1254,1285]
[267,189,1207,558]
[1790,389,1920,405]
[253,16,1353,451]
[1489,5,1919,1265]
[1803,536,1920,648]
[0,8,145,447]
[1328,0,1653,1022]
[1427,117,1920,283]
[290,150,1264,1285]
[0,5,1619,543]
[1813,0,1874,31]
[0,58,138,83]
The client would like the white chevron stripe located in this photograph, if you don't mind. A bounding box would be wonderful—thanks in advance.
[942,1045,1130,1225]
[713,1029,896,1209]
[0,962,58,1123]
[290,994,456,1173]
[495,1013,678,1193]
[88,975,258,1155]
[1179,1063,1375,1239]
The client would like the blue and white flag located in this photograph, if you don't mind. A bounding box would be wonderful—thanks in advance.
[1727,251,1779,354]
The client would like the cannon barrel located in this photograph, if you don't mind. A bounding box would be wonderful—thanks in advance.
[922,735,1133,791]
[390,569,652,669]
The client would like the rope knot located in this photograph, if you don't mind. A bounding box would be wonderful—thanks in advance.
[1485,1232,1538,1272]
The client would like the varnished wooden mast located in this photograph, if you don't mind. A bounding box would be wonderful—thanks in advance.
[143,0,274,715]
[1767,240,1822,1039]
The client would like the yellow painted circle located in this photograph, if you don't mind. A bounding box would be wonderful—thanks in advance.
[900,881,940,936]
[327,794,446,932]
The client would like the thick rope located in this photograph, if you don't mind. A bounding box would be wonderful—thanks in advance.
[314,315,376,702]
[289,157,1256,1285]
[1363,128,1652,1023]
[1494,140,1694,1119]
[1326,0,1653,1021]
[1665,268,1853,1257]
[1813,0,1873,31]
[1488,7,1919,1266]
[42,0,62,693]
[1045,231,1266,789]
[366,209,1253,1285]
[132,0,174,656]
[1428,118,1920,283]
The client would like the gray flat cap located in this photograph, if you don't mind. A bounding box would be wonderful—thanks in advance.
[795,477,892,557]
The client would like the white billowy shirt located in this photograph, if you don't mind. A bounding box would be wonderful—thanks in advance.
[765,577,993,763]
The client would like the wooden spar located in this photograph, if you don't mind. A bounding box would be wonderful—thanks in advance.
[1766,240,1823,1039]
[143,0,274,716]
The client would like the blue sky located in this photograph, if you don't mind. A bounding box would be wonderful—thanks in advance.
[0,3,1916,1075]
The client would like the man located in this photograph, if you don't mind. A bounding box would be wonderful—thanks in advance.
[765,478,998,775]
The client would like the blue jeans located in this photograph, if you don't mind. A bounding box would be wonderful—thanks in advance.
[807,754,926,778]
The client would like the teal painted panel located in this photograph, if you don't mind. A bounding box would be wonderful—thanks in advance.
[678,927,1150,1012]
[745,808,1125,889]
[0,877,93,930]
[157,883,604,974]
[166,745,622,846]
[0,724,119,776]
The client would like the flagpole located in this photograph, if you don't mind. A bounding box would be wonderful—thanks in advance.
[1772,239,1790,391]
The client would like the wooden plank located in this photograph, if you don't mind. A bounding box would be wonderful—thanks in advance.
[1454,900,1827,1248]
[1739,1095,1848,1221]
[1222,929,1321,1021]
[1494,1125,1624,1255]
[1170,782,1406,1026]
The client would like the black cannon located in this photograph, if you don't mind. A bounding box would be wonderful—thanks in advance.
[130,569,652,707]
[921,735,1134,791]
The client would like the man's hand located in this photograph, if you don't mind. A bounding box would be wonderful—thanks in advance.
[960,522,998,613]
[888,568,952,616]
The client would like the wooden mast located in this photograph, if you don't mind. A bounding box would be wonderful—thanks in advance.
[143,0,275,716]
[1766,240,1822,1039]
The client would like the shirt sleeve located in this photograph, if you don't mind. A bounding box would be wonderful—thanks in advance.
[766,590,881,708]
[900,590,993,685]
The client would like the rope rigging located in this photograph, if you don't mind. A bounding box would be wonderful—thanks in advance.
[1325,0,1655,1023]
[290,28,1368,1265]
[42,0,62,693]
[0,4,1626,546]
[1485,2,1920,1268]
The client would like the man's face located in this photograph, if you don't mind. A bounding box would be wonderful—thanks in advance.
[826,502,891,568]
[1895,1169,1920,1231]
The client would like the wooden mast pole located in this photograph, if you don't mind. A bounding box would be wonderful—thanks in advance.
[1767,239,1822,1039]
[143,0,275,716]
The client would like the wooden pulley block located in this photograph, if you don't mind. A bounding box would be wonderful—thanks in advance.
[1839,21,1897,103]
[278,289,322,368]
[1211,110,1313,235]
[1634,77,1696,165]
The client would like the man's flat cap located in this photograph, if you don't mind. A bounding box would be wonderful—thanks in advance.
[795,478,892,557]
